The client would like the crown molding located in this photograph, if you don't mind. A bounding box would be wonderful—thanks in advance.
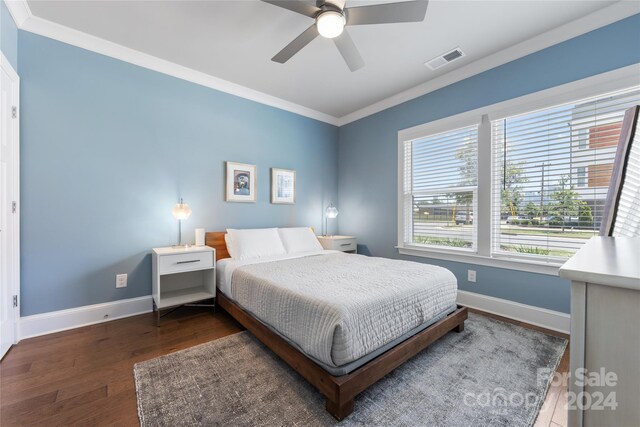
[3,0,340,126]
[5,0,638,127]
[4,0,30,27]
[337,1,640,126]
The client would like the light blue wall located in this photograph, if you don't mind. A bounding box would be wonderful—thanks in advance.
[19,31,338,316]
[1,1,18,70]
[16,13,640,317]
[338,14,640,314]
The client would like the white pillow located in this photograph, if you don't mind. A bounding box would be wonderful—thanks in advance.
[224,234,236,259]
[226,228,286,261]
[278,227,323,254]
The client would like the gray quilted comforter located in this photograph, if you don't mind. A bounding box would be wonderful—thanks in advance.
[230,252,457,368]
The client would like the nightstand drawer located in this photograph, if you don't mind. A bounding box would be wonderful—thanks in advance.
[335,239,357,252]
[321,237,357,252]
[159,251,214,275]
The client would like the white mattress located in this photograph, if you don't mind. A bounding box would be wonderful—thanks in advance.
[217,251,457,373]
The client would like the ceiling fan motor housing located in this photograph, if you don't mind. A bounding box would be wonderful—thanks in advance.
[316,8,346,39]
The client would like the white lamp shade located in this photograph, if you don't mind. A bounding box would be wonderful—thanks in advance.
[172,200,192,220]
[326,204,339,219]
[316,11,345,39]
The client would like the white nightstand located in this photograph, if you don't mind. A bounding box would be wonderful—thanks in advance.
[151,246,216,326]
[317,235,357,253]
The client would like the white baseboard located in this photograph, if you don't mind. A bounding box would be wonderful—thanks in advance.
[19,295,153,340]
[457,290,570,334]
[18,291,568,340]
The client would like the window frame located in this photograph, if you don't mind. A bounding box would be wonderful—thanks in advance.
[397,64,640,276]
[400,121,480,253]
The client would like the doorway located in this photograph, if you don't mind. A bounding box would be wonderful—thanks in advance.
[0,53,20,359]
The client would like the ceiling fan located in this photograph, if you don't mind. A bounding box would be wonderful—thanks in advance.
[262,0,429,71]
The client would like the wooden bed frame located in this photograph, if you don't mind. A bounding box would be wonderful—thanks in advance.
[205,231,468,420]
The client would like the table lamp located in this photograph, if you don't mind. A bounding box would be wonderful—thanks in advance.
[172,198,192,248]
[325,203,339,236]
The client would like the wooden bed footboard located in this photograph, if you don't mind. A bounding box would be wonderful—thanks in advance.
[217,292,468,420]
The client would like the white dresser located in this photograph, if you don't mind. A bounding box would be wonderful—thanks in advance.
[559,237,640,427]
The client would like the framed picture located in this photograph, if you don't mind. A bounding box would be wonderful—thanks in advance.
[226,161,256,202]
[271,168,296,204]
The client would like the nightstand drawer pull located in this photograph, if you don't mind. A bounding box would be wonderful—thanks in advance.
[340,243,351,247]
[176,259,200,264]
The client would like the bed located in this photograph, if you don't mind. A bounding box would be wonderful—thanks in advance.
[206,230,467,420]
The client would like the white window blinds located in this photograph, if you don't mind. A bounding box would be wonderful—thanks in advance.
[403,125,478,250]
[492,87,640,261]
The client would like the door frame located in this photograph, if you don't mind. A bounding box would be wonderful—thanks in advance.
[0,51,20,352]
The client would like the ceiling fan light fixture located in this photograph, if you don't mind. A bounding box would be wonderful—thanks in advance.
[316,10,345,39]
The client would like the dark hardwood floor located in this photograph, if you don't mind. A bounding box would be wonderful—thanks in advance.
[0,307,243,426]
[0,307,568,426]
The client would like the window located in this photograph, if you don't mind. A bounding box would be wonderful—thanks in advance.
[576,128,589,150]
[401,124,478,251]
[576,167,586,187]
[398,67,640,273]
[492,87,639,262]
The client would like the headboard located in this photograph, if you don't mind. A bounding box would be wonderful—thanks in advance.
[205,231,229,261]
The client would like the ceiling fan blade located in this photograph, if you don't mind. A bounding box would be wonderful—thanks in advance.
[320,0,346,10]
[333,30,365,71]
[346,0,429,26]
[272,24,320,63]
[262,1,321,18]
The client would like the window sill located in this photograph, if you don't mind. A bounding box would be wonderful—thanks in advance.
[397,245,562,276]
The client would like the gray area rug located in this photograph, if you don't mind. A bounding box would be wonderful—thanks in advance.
[134,313,566,427]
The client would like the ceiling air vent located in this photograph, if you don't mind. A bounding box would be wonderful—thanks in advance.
[425,48,465,70]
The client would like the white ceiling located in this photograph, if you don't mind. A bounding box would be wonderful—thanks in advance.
[25,0,626,119]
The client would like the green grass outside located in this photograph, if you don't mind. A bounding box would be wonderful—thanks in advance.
[500,244,574,258]
[500,227,596,239]
[412,237,574,258]
[413,236,472,248]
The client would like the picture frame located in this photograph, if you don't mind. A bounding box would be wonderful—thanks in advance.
[226,161,257,203]
[271,168,296,204]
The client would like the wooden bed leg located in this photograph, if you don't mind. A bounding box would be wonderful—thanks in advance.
[325,397,355,421]
[454,322,465,333]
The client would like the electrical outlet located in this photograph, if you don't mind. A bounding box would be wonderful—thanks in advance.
[467,269,476,283]
[116,274,128,288]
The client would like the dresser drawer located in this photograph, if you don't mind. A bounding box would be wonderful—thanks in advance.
[322,237,357,252]
[159,251,214,274]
